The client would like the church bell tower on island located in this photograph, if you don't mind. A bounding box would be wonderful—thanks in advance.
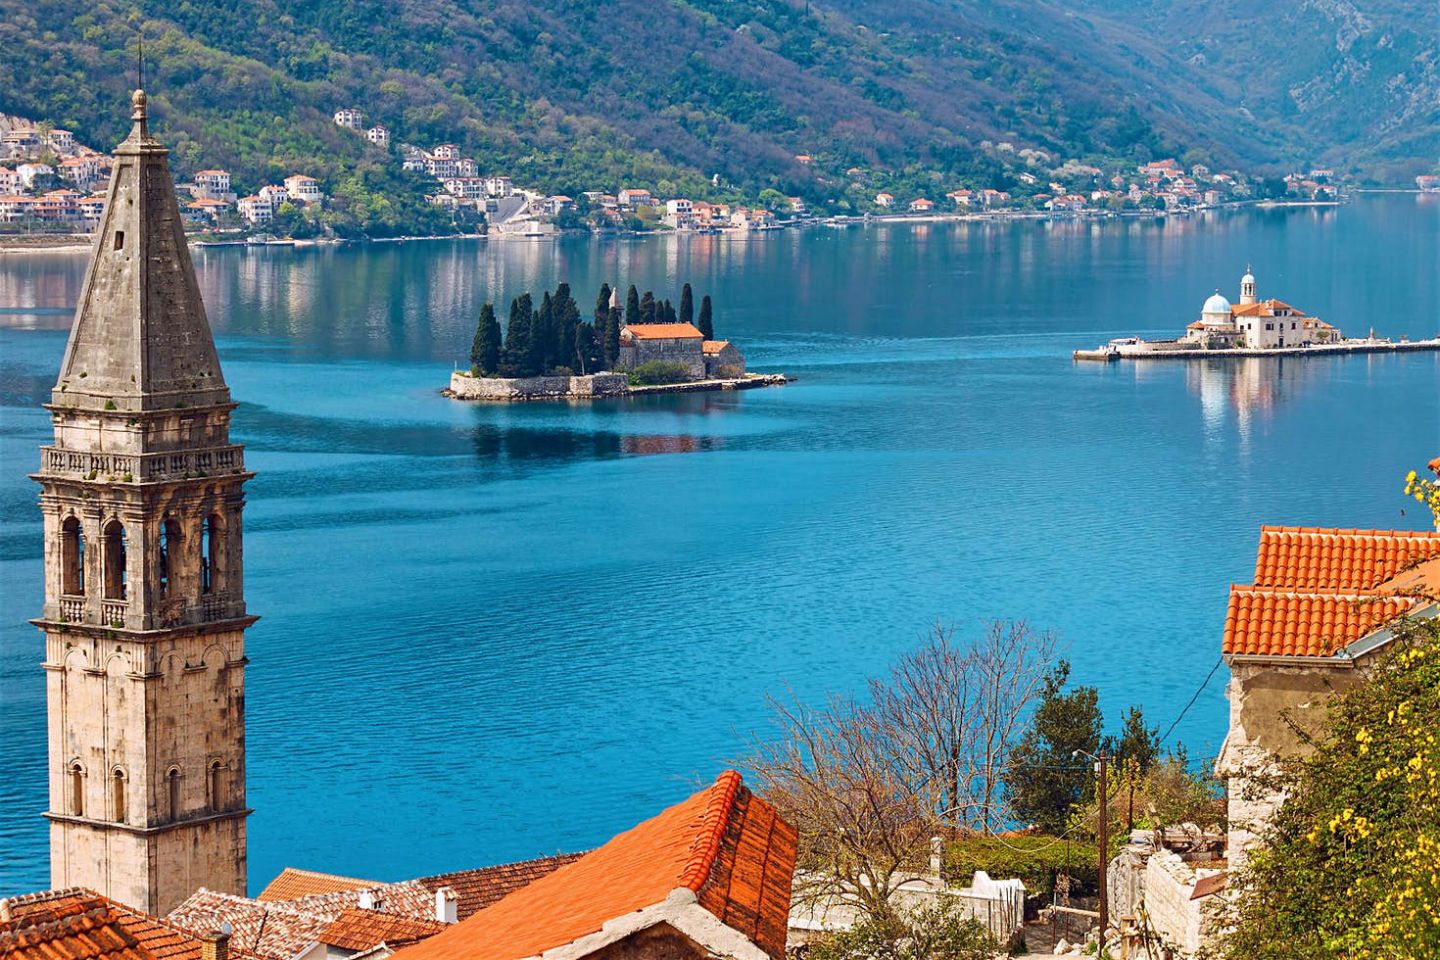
[33,89,252,915]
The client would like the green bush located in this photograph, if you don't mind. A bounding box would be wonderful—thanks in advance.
[628,360,692,385]
[947,834,1098,903]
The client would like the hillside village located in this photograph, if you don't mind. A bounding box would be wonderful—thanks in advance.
[0,106,1371,241]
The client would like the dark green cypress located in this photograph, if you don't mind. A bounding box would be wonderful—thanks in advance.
[698,294,714,340]
[595,283,612,326]
[679,283,694,326]
[663,299,677,324]
[504,295,533,376]
[472,302,502,375]
[639,291,656,325]
[556,283,580,372]
[606,306,622,367]
[625,285,640,327]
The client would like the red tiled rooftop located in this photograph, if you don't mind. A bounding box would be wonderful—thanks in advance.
[258,868,378,902]
[418,854,584,921]
[395,771,797,960]
[1222,586,1411,658]
[622,323,704,340]
[1252,526,1440,591]
[319,910,446,951]
[0,904,153,960]
[1,890,245,960]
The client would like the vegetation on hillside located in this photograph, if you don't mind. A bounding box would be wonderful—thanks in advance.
[0,0,1428,235]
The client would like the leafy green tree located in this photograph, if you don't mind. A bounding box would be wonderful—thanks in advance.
[471,302,502,375]
[1004,661,1102,833]
[1107,705,1161,777]
[625,285,641,327]
[679,282,694,326]
[698,295,715,340]
[808,899,995,960]
[1217,617,1440,958]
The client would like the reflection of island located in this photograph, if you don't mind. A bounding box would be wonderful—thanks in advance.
[1184,355,1335,431]
[621,434,718,456]
[467,424,718,463]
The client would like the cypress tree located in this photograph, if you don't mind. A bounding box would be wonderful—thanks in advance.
[606,306,622,368]
[663,299,677,324]
[679,283,694,326]
[556,283,580,372]
[595,283,612,326]
[639,291,656,325]
[698,295,714,340]
[625,285,640,327]
[525,298,548,376]
[574,320,598,373]
[535,291,555,373]
[471,302,502,375]
[504,295,533,376]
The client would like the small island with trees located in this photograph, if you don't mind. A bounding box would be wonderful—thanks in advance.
[447,280,788,401]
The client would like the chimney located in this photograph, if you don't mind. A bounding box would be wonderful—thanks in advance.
[0,899,12,923]
[200,931,230,960]
[357,890,375,911]
[434,887,457,924]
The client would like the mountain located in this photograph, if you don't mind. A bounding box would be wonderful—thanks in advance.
[0,0,1430,214]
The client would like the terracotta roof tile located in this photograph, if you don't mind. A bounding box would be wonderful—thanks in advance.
[258,869,378,903]
[622,323,704,340]
[417,855,583,921]
[1253,526,1440,591]
[1222,586,1411,657]
[0,904,153,960]
[702,340,731,354]
[394,771,796,960]
[1,890,252,960]
[318,911,446,952]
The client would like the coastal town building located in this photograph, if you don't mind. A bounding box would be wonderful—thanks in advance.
[237,195,273,225]
[33,89,253,916]
[703,340,745,378]
[1183,268,1340,349]
[283,175,324,205]
[365,125,390,148]
[617,187,652,208]
[192,170,232,201]
[618,322,706,379]
[333,108,365,129]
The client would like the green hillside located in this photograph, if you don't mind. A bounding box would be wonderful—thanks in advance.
[1,0,1430,226]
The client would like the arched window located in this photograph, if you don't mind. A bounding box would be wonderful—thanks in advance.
[167,767,182,822]
[201,515,221,595]
[111,768,126,823]
[62,516,85,595]
[158,518,182,598]
[69,762,85,817]
[207,760,225,812]
[103,520,127,600]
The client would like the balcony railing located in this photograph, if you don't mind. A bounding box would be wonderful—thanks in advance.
[59,596,84,622]
[101,599,127,626]
[39,446,244,482]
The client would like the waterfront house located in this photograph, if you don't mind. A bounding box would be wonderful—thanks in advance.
[908,197,934,212]
[1217,524,1440,864]
[237,195,272,225]
[618,323,706,378]
[664,198,694,229]
[703,340,745,378]
[193,169,232,200]
[618,187,653,208]
[284,175,324,205]
[874,192,894,207]
[187,197,233,222]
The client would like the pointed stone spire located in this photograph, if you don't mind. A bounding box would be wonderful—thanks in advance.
[52,88,228,413]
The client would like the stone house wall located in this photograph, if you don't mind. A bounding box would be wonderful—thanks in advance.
[704,343,746,378]
[617,338,704,379]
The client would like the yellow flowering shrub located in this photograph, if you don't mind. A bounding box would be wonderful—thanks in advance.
[1216,618,1440,959]
[1403,468,1440,530]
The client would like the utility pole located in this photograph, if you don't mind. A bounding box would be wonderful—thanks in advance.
[1097,749,1109,943]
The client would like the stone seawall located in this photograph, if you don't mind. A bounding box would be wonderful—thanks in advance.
[448,371,629,401]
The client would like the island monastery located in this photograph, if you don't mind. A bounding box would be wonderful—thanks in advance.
[1184,267,1339,349]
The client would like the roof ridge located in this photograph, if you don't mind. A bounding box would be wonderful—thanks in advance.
[1259,525,1440,540]
[417,852,584,885]
[679,770,743,893]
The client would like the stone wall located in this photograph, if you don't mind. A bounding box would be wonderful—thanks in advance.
[618,338,704,379]
[449,371,628,400]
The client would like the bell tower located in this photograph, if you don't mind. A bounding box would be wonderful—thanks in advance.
[33,89,253,916]
[1240,266,1257,305]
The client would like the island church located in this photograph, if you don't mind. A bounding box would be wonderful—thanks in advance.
[1184,267,1339,349]
[32,88,252,916]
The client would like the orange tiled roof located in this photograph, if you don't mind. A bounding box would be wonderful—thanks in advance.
[394,771,797,960]
[319,910,447,951]
[1,890,248,960]
[1231,298,1308,319]
[622,323,704,340]
[1253,526,1440,591]
[702,340,731,355]
[0,903,154,960]
[417,854,584,921]
[1222,586,1411,658]
[258,868,379,902]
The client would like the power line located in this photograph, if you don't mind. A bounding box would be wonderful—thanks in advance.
[1159,658,1224,746]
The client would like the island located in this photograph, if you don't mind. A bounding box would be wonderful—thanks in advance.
[1074,266,1440,360]
[445,281,788,401]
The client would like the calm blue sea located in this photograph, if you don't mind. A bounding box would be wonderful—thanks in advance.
[1,197,1437,895]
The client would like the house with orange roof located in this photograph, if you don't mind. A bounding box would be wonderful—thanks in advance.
[1183,267,1340,350]
[392,770,797,960]
[618,323,706,379]
[1217,523,1440,864]
[702,340,745,379]
[0,888,254,960]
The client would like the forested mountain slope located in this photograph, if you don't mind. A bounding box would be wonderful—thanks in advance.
[0,0,1429,208]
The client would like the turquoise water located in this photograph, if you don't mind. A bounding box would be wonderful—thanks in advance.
[1,197,1437,895]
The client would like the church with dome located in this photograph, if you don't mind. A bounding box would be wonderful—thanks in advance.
[1183,268,1340,349]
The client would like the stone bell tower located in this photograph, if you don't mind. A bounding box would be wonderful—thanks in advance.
[33,88,253,915]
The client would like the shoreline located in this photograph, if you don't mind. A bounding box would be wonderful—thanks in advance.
[1075,337,1440,362]
[444,371,792,402]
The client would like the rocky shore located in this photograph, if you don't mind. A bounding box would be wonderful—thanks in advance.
[445,369,790,402]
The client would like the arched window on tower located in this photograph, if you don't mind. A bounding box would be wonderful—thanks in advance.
[167,767,182,822]
[103,520,127,600]
[111,768,126,823]
[207,760,225,812]
[158,518,182,598]
[69,762,85,817]
[62,516,85,595]
[201,514,221,595]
